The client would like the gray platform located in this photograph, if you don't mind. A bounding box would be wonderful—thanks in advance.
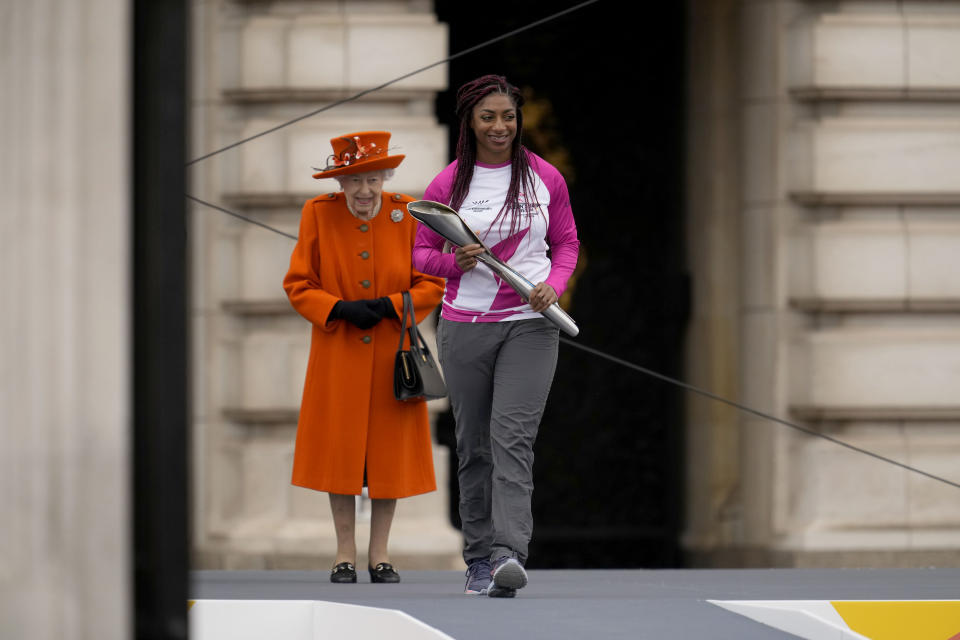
[191,568,960,639]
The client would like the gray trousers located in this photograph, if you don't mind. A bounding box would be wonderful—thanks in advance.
[436,317,559,565]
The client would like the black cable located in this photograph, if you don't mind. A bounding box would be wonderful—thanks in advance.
[559,337,960,491]
[185,0,601,166]
[187,195,960,489]
[185,194,298,240]
[190,193,960,492]
[184,0,960,494]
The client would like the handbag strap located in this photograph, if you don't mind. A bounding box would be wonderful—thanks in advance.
[397,291,410,351]
[396,291,428,353]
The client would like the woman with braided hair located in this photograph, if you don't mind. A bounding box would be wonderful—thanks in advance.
[413,75,579,597]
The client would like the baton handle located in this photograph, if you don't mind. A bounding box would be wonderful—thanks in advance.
[478,254,579,337]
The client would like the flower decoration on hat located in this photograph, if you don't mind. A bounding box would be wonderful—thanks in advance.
[311,131,405,179]
[326,136,379,169]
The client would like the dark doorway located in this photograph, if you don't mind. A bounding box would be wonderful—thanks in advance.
[434,1,688,568]
[133,0,189,637]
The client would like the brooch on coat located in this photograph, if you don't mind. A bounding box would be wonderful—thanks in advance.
[390,209,404,223]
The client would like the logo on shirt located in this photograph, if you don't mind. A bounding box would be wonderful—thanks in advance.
[463,199,491,213]
[461,195,545,217]
[516,192,543,217]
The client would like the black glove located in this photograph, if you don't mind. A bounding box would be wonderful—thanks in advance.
[329,300,383,329]
[365,296,398,320]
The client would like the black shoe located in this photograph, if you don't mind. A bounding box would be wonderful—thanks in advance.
[330,562,357,584]
[368,562,400,583]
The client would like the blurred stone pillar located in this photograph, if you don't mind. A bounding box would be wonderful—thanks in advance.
[0,1,130,638]
[683,0,744,561]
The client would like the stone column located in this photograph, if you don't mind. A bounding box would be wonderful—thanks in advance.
[0,1,130,638]
[683,0,745,561]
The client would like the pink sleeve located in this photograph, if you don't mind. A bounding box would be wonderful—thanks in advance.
[411,165,461,278]
[539,164,579,297]
[413,224,461,278]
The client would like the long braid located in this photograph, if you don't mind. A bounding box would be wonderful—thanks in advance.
[449,75,541,241]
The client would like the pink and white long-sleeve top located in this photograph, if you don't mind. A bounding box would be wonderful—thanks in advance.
[413,150,579,323]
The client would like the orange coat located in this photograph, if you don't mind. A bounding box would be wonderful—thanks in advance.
[283,191,445,498]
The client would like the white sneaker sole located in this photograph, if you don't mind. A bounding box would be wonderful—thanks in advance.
[491,560,528,590]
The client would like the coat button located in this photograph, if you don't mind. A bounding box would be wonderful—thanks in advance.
[361,280,371,288]
[359,223,369,232]
[361,336,371,344]
[360,251,370,259]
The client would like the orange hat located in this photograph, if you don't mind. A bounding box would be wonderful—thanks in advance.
[311,131,405,179]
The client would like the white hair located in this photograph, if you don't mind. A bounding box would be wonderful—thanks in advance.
[334,168,394,187]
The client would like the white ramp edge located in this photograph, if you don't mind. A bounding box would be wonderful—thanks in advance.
[708,600,871,640]
[189,599,456,640]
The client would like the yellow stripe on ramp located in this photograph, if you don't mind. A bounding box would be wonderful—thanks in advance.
[832,600,960,640]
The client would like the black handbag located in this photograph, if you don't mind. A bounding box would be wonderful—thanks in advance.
[393,291,447,401]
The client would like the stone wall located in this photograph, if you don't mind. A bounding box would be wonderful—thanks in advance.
[189,0,461,570]
[685,0,960,567]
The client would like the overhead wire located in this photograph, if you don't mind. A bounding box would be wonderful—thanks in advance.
[184,1,960,493]
[185,194,297,240]
[559,338,960,491]
[186,0,601,167]
[188,194,960,493]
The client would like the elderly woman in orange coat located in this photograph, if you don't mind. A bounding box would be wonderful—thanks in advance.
[283,131,444,584]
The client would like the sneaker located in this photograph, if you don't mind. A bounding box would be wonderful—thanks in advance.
[487,584,517,598]
[489,555,527,596]
[463,559,492,595]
